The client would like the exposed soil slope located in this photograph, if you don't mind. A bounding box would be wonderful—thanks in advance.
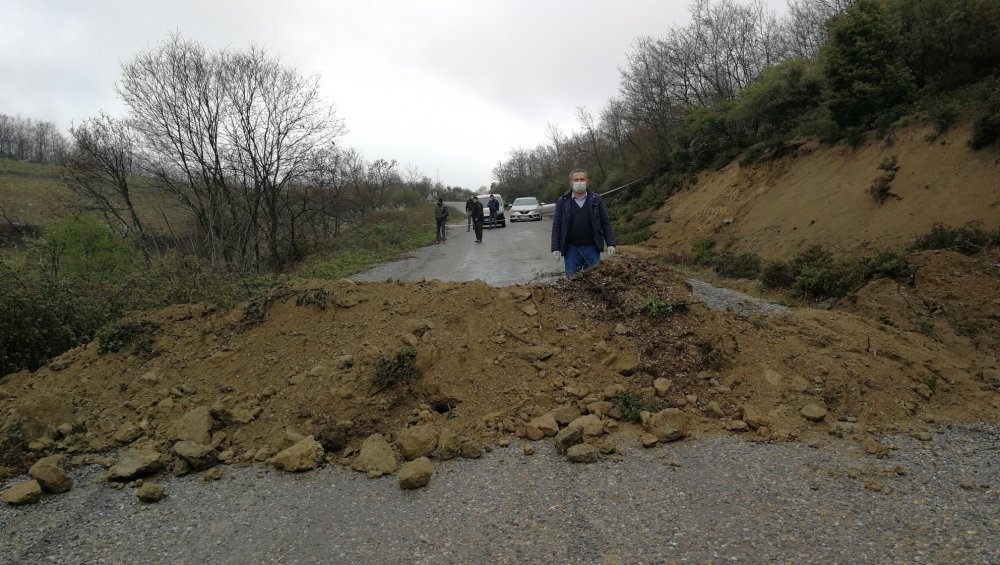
[644,121,1000,259]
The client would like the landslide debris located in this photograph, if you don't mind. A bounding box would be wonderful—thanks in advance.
[0,255,997,490]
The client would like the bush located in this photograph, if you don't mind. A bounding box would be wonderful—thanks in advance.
[37,215,140,283]
[711,250,762,279]
[690,237,717,266]
[760,260,794,288]
[969,109,1000,150]
[910,223,998,255]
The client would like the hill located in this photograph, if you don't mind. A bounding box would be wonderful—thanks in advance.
[643,120,1000,259]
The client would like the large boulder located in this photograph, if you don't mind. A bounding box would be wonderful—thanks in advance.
[395,425,438,461]
[553,425,584,455]
[29,461,73,494]
[172,440,219,471]
[107,448,165,482]
[267,436,325,472]
[398,457,434,490]
[352,434,397,474]
[644,408,689,442]
[2,480,43,506]
[169,406,213,445]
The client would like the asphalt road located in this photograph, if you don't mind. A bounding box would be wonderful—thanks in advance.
[353,212,563,286]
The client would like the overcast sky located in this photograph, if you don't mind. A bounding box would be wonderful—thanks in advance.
[1,0,788,189]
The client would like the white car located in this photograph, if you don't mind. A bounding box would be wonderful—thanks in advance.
[509,197,543,222]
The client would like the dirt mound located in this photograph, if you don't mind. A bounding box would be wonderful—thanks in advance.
[3,256,997,477]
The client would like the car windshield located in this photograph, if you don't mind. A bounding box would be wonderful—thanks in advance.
[512,198,538,206]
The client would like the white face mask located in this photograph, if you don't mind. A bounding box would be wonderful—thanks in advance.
[571,181,587,193]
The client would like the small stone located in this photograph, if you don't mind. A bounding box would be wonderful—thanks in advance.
[565,443,599,463]
[136,483,165,503]
[352,434,397,474]
[498,438,510,448]
[550,405,581,426]
[396,425,438,461]
[705,401,724,419]
[568,414,605,437]
[728,420,750,433]
[113,422,143,444]
[800,403,828,423]
[107,449,164,482]
[640,434,658,448]
[201,467,225,482]
[268,436,325,472]
[523,445,536,456]
[911,431,932,442]
[863,437,888,456]
[2,480,43,506]
[173,441,218,471]
[169,406,213,445]
[529,413,559,437]
[524,425,545,441]
[398,457,434,489]
[644,408,689,442]
[460,441,483,459]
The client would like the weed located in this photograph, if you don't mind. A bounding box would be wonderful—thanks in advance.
[869,172,899,204]
[371,347,418,393]
[610,390,664,423]
[711,250,761,279]
[877,155,900,172]
[690,237,718,266]
[910,223,998,255]
[639,293,686,317]
[295,288,329,309]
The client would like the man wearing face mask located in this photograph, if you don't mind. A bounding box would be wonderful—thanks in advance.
[551,168,616,276]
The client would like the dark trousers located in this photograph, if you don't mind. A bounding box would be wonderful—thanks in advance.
[488,211,497,228]
[473,220,484,241]
[436,219,447,242]
[467,215,472,231]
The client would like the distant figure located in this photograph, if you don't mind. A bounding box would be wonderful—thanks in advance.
[470,195,485,243]
[434,198,449,244]
[465,196,475,232]
[551,168,616,276]
[487,195,500,229]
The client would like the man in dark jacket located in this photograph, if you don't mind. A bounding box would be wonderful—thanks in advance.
[487,195,500,229]
[434,198,449,244]
[465,196,474,232]
[470,196,485,243]
[551,169,616,276]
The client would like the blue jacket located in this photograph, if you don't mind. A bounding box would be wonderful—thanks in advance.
[487,198,500,213]
[551,191,616,254]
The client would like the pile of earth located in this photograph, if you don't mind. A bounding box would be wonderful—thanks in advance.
[1,255,998,487]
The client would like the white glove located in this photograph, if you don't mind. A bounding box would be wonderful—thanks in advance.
[606,246,616,257]
[552,250,561,260]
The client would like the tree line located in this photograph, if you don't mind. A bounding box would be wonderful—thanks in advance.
[491,0,1000,203]
[0,113,69,164]
[62,34,468,273]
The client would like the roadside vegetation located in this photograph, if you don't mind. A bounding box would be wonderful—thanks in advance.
[490,0,1000,244]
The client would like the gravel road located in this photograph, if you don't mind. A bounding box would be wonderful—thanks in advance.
[2,425,997,564]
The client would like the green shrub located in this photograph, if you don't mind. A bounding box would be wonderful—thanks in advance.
[860,249,914,280]
[690,237,718,266]
[910,223,998,255]
[97,320,160,357]
[760,260,794,288]
[610,389,663,423]
[638,293,686,317]
[711,250,762,279]
[37,215,140,283]
[969,109,1000,150]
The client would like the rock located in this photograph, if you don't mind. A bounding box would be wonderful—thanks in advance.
[519,303,539,316]
[705,401,724,419]
[352,434,398,474]
[169,406,213,445]
[863,437,888,456]
[29,462,73,494]
[113,422,143,444]
[602,384,626,400]
[436,429,461,460]
[727,420,750,433]
[230,407,257,425]
[911,431,933,442]
[585,401,613,418]
[553,425,584,455]
[524,425,545,441]
[136,483,165,503]
[398,457,434,489]
[914,383,933,400]
[107,449,164,482]
[653,378,673,398]
[565,443,599,463]
[829,421,859,436]
[523,445,536,456]
[644,408,689,442]
[614,324,629,335]
[201,467,224,482]
[800,404,828,423]
[280,429,305,450]
[568,415,605,437]
[268,436,325,472]
[513,345,555,362]
[172,440,218,471]
[460,441,483,459]
[2,480,43,505]
[640,434,659,448]
[550,405,581,426]
[529,413,559,437]
[337,354,355,369]
[603,350,640,376]
[741,406,767,429]
[790,376,811,393]
[396,425,438,461]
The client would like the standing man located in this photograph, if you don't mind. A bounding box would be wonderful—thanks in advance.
[434,198,449,244]
[487,195,500,229]
[470,195,485,243]
[465,196,475,232]
[551,169,616,276]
